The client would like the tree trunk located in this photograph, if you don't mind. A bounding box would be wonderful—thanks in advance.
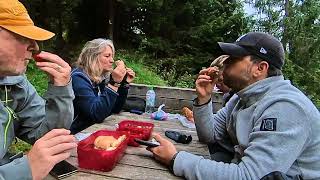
[282,0,290,53]
[56,1,64,51]
[107,0,115,40]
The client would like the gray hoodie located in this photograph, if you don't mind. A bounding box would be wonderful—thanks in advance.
[173,76,320,179]
[0,75,74,179]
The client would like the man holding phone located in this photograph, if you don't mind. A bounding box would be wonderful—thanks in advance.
[0,0,77,179]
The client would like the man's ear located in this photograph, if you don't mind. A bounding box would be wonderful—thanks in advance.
[254,61,269,78]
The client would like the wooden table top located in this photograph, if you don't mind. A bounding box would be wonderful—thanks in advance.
[46,112,209,180]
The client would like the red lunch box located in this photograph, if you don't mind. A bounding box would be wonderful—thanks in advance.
[77,130,129,172]
[116,120,154,147]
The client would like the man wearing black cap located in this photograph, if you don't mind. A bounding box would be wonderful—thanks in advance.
[148,32,320,179]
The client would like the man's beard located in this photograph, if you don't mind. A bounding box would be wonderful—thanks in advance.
[0,63,27,76]
[223,72,251,92]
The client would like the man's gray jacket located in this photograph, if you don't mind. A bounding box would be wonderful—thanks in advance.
[174,76,320,179]
[0,75,74,179]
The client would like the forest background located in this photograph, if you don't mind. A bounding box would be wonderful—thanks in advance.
[22,0,320,108]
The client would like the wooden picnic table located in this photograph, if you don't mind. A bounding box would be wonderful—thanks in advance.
[46,112,210,180]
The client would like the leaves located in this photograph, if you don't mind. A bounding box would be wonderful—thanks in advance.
[247,0,320,107]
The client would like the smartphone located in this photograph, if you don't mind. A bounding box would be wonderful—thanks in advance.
[134,138,160,147]
[49,160,77,179]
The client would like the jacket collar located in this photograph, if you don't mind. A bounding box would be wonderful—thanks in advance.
[236,75,284,108]
[0,75,25,85]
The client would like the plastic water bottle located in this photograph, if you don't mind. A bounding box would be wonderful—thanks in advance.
[145,86,156,114]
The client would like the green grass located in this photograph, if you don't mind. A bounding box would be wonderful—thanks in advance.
[11,50,167,153]
[116,49,167,86]
[26,61,49,96]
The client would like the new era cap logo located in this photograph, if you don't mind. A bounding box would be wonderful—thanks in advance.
[260,47,267,54]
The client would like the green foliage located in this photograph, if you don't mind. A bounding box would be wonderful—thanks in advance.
[26,61,48,96]
[285,0,320,71]
[283,59,320,108]
[132,0,249,87]
[21,0,249,88]
[9,139,31,153]
[116,50,168,86]
[247,0,320,108]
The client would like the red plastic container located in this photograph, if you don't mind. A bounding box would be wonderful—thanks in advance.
[77,130,129,172]
[116,120,154,146]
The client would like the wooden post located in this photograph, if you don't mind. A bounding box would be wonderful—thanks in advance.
[107,0,115,40]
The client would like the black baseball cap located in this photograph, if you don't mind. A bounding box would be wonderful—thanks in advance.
[218,32,285,69]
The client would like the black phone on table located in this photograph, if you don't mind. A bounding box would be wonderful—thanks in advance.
[134,138,160,147]
[49,160,77,179]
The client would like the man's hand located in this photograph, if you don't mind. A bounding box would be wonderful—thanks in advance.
[111,60,126,83]
[34,51,71,86]
[125,68,135,83]
[27,129,77,180]
[147,133,177,166]
[195,67,219,105]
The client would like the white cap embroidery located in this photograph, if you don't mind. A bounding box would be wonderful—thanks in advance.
[260,47,267,54]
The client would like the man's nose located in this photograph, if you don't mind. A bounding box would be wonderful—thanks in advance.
[27,40,39,53]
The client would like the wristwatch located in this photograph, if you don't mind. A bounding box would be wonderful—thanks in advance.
[120,74,129,88]
[109,75,121,87]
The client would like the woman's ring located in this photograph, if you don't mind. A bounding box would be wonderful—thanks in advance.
[55,65,62,72]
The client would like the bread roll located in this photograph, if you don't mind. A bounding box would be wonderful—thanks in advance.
[94,135,126,150]
[182,107,194,123]
[208,55,229,79]
[210,55,229,69]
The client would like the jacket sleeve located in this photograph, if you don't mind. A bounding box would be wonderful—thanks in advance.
[0,155,32,180]
[16,77,75,144]
[111,86,129,114]
[72,75,118,123]
[193,95,238,143]
[175,101,311,180]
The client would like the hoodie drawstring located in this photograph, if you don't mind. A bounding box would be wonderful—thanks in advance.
[3,86,17,149]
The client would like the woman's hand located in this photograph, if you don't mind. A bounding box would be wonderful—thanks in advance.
[111,60,126,83]
[125,68,135,83]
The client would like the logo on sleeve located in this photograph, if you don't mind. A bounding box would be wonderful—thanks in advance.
[260,118,277,131]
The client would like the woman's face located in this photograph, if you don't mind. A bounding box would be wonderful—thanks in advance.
[98,45,114,72]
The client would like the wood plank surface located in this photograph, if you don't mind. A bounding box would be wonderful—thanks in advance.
[48,112,210,179]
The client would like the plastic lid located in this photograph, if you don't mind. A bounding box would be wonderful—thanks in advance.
[148,86,154,90]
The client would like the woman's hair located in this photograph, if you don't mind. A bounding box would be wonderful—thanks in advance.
[75,38,115,83]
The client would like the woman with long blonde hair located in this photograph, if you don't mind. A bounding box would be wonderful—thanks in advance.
[70,38,135,134]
